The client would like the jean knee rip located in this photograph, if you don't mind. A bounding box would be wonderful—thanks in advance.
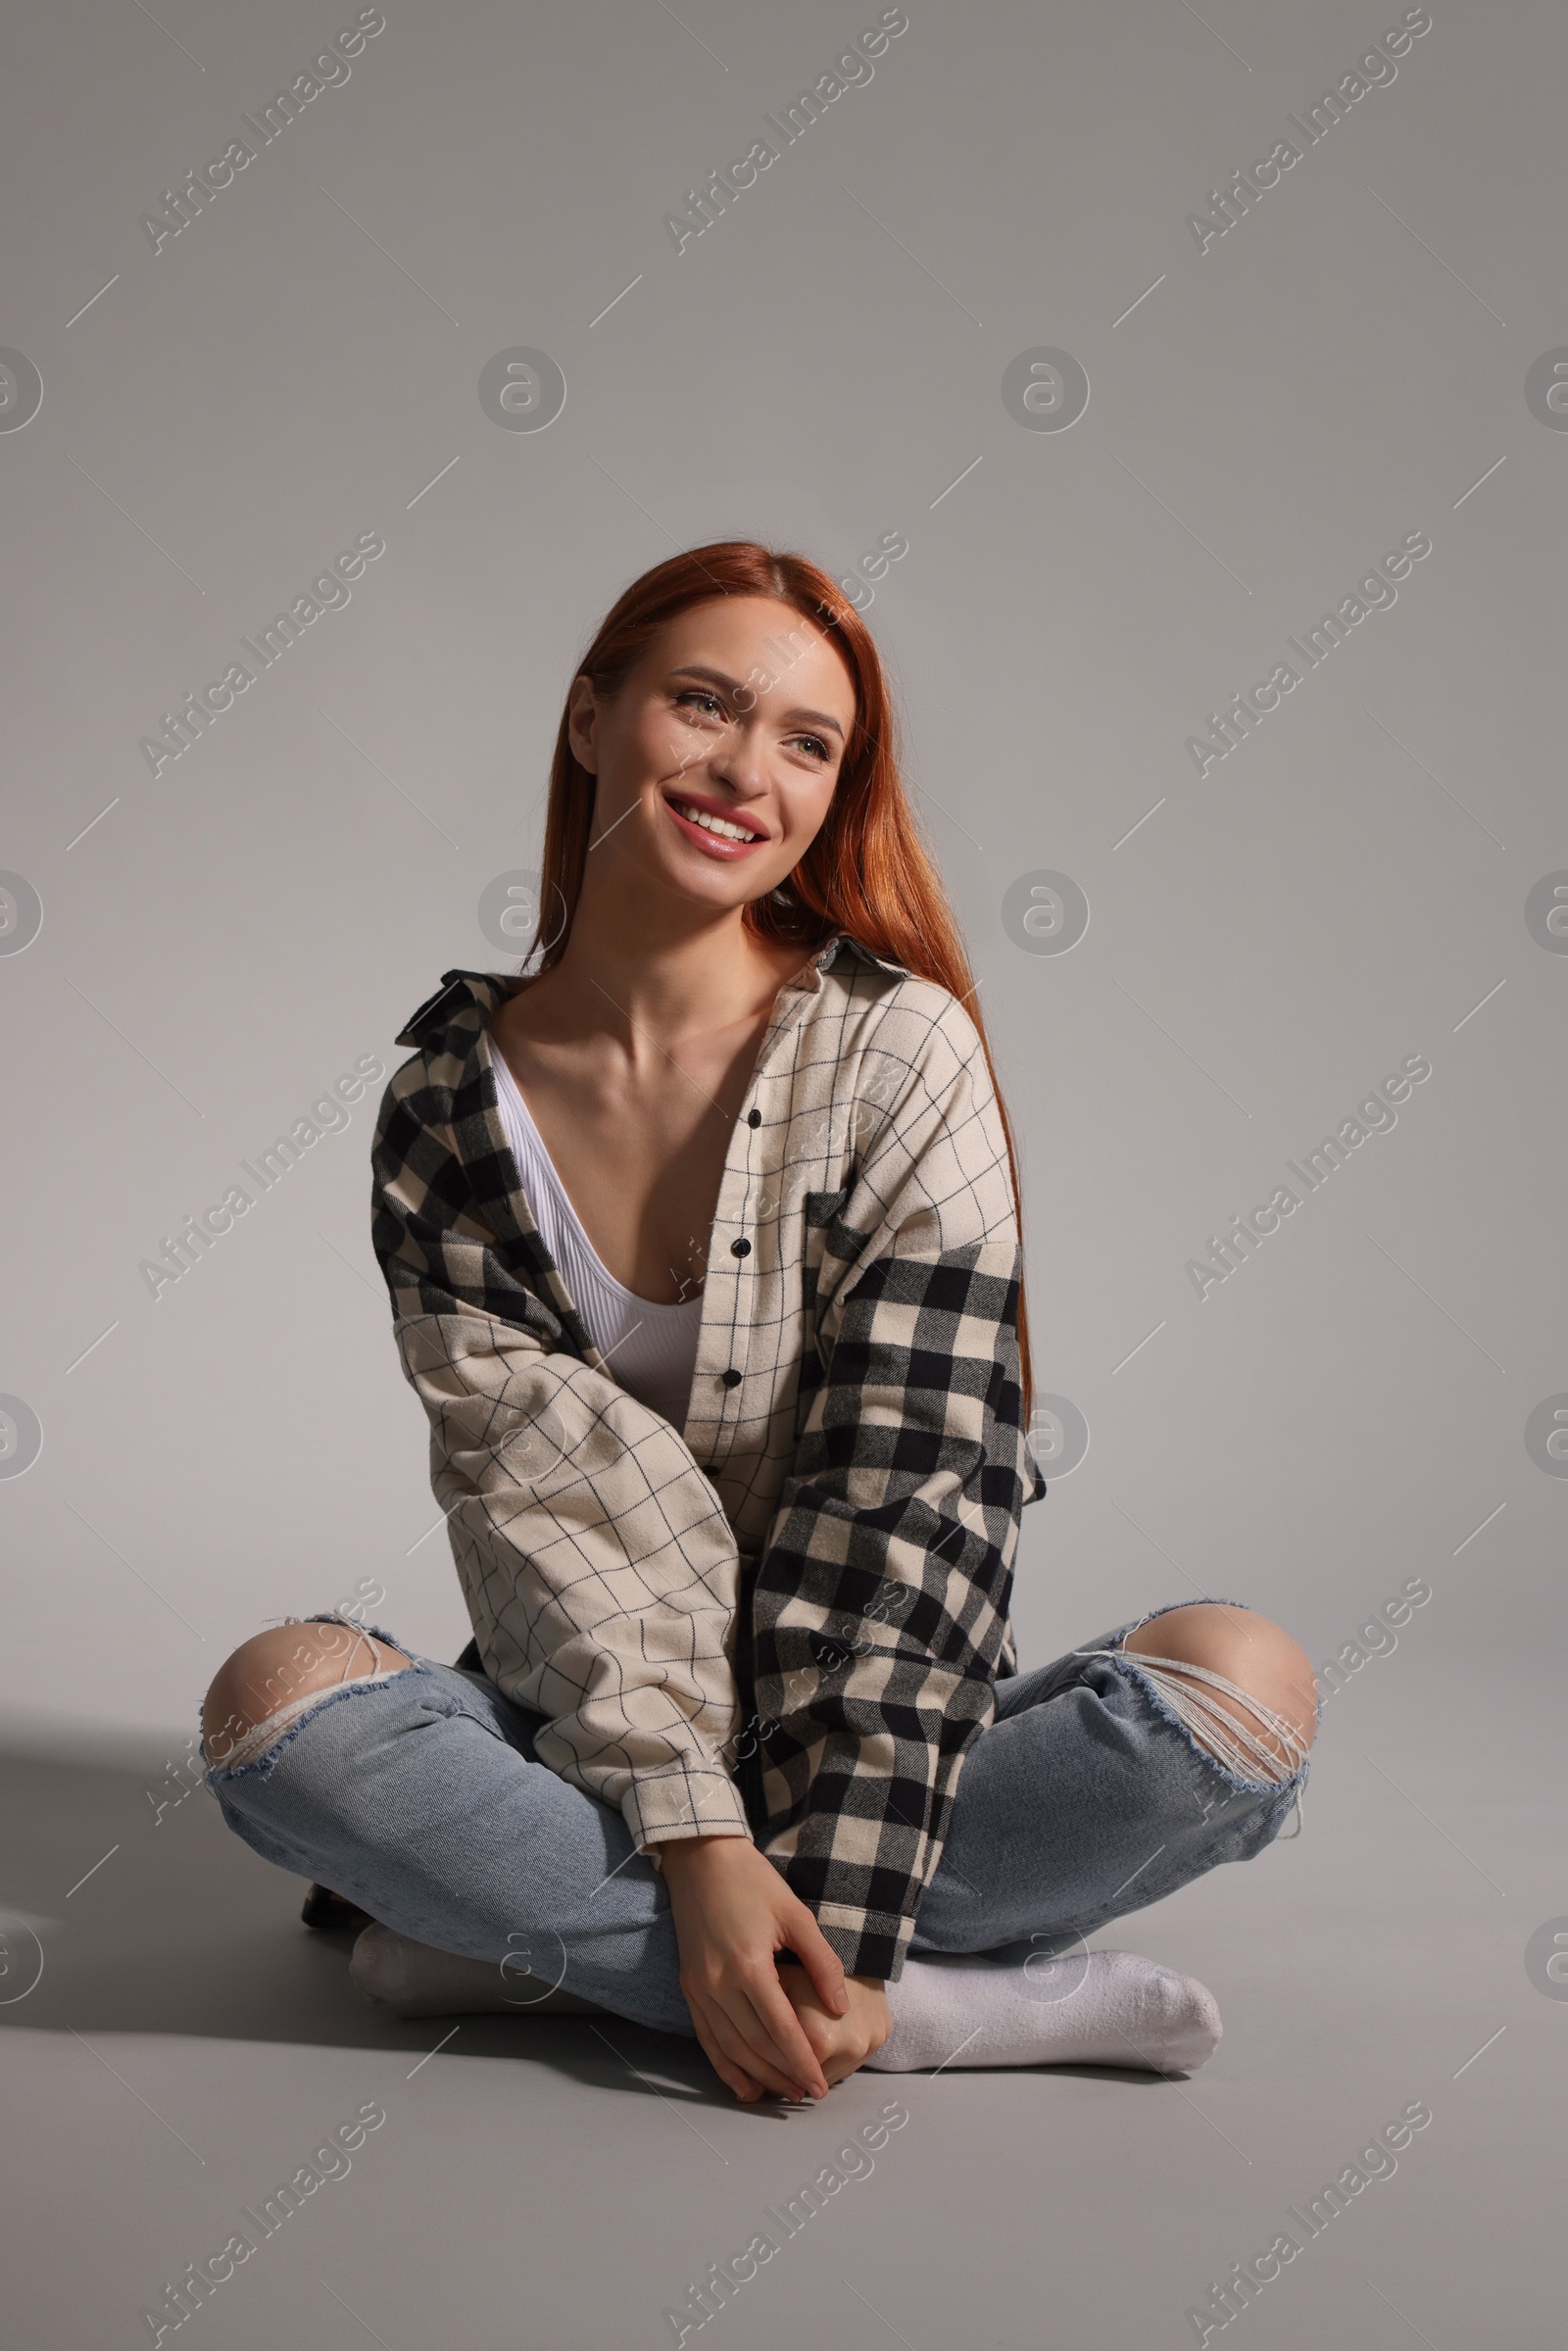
[1081,1631,1311,1814]
[202,1614,421,1787]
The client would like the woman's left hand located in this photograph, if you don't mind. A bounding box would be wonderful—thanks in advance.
[778,1967,892,2084]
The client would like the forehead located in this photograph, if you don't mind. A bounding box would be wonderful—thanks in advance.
[646,596,857,714]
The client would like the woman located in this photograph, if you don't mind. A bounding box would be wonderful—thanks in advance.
[202,542,1316,2104]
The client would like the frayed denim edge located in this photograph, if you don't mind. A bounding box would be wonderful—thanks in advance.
[306,1610,405,1650]
[1101,1593,1313,1805]
[202,1654,438,1789]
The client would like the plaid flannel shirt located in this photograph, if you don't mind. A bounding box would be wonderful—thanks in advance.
[370,933,1042,1979]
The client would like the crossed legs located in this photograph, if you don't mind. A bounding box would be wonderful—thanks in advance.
[202,1602,1317,1783]
[200,1600,1319,2069]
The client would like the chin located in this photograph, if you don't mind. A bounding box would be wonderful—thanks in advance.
[668,865,777,913]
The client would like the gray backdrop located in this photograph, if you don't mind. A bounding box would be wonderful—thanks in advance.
[2,3,1562,2346]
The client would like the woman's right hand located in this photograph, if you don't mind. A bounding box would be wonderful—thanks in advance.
[658,1834,849,2102]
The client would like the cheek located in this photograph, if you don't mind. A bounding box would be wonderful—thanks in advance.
[652,715,725,779]
[631,713,678,771]
[781,770,840,848]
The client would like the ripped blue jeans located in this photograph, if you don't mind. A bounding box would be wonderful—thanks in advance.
[203,1597,1311,2038]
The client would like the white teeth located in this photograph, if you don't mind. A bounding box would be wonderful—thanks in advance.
[675,800,759,844]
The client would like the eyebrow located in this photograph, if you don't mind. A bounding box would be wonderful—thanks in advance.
[668,663,847,744]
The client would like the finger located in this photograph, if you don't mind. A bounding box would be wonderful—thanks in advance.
[714,2054,765,2102]
[707,1979,819,2100]
[688,2002,764,2101]
[785,1909,849,2016]
[705,2002,817,2116]
[739,1980,831,2100]
[820,2039,871,2086]
[713,2054,764,2102]
[696,1975,808,2106]
[738,1973,831,2098]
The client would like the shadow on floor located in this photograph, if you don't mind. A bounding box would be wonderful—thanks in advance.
[0,1747,1164,2105]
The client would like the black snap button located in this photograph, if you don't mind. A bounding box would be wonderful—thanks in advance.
[720,1367,743,1388]
[747,1108,761,1128]
[730,1238,751,1257]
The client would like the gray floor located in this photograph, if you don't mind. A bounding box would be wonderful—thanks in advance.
[2,1648,1558,2348]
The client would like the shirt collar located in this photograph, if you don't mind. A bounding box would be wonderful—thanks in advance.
[395,935,906,1051]
[394,968,514,1052]
[814,932,906,976]
[786,931,907,996]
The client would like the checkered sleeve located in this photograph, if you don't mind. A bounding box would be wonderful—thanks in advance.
[739,995,1040,1980]
[371,1049,750,1851]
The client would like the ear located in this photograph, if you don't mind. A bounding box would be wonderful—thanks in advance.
[565,673,600,773]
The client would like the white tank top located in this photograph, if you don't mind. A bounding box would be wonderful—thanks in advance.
[489,1046,704,1428]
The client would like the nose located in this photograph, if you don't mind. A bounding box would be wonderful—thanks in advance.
[705,715,771,806]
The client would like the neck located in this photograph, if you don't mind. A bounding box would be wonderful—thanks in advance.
[528,868,805,1048]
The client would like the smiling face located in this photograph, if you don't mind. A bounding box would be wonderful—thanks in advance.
[565,596,858,917]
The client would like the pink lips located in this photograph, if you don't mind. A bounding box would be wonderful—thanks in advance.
[662,793,769,860]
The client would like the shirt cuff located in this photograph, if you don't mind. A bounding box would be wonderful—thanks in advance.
[810,1902,917,1984]
[621,1762,752,1854]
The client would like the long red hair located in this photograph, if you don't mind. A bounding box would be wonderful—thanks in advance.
[527,540,1032,1417]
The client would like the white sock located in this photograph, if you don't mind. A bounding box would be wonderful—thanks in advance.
[349,1923,605,2020]
[863,1948,1222,2076]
